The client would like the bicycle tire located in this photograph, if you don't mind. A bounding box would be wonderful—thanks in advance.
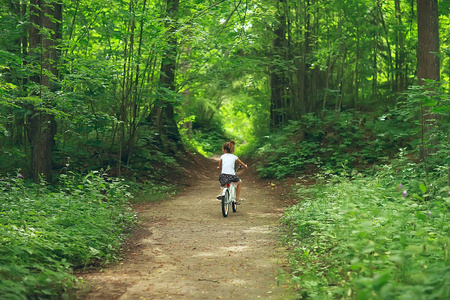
[222,189,230,217]
[232,187,237,213]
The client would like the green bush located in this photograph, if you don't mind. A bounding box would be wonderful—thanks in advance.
[252,112,398,179]
[0,171,136,299]
[281,166,449,299]
[179,121,227,157]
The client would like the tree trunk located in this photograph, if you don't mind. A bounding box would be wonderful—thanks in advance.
[297,0,310,117]
[28,0,61,181]
[373,27,378,104]
[394,0,406,92]
[7,1,27,149]
[416,0,440,159]
[376,0,393,96]
[148,0,183,154]
[270,0,288,129]
[298,13,305,116]
[354,23,360,112]
[417,0,440,85]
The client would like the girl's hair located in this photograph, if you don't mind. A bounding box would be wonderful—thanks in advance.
[222,139,235,153]
[222,142,231,153]
[229,139,235,153]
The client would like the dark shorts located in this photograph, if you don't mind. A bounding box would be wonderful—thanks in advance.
[219,173,240,187]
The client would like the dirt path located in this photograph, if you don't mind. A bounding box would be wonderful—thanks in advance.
[81,157,296,300]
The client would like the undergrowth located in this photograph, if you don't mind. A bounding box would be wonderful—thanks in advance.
[281,158,450,299]
[0,171,137,299]
[253,110,414,179]
[179,121,227,157]
[269,88,450,298]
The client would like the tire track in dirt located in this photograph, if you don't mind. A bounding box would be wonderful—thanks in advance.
[80,157,296,299]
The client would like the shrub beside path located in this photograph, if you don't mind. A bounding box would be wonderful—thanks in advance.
[80,157,296,299]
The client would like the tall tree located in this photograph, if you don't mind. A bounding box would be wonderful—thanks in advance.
[28,0,61,181]
[147,0,183,154]
[416,0,440,158]
[417,0,440,85]
[270,0,289,128]
[394,0,406,92]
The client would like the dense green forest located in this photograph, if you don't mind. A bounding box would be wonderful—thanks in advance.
[0,0,449,298]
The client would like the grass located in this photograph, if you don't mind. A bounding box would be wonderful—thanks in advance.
[281,168,450,299]
[0,171,137,299]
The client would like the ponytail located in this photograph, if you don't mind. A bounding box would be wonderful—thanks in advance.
[222,142,231,153]
[229,139,235,153]
[222,139,236,153]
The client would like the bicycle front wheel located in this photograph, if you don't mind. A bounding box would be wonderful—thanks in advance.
[222,189,230,217]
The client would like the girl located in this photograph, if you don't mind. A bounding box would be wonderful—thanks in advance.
[217,141,247,203]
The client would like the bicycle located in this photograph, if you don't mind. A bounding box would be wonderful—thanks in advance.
[220,181,238,217]
[219,164,243,217]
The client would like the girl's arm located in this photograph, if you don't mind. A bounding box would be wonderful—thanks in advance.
[237,158,248,169]
[217,159,222,170]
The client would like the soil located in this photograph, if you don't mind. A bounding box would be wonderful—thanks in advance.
[79,154,298,300]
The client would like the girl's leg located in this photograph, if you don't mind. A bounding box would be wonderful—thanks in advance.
[217,185,223,199]
[236,180,242,200]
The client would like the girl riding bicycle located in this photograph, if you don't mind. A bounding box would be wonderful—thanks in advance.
[217,140,247,203]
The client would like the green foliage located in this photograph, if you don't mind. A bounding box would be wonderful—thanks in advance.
[186,129,225,157]
[253,77,450,180]
[178,117,227,157]
[130,134,183,179]
[281,164,449,299]
[131,179,175,203]
[253,111,401,179]
[0,171,136,299]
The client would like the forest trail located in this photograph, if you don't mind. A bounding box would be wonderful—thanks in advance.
[80,156,296,299]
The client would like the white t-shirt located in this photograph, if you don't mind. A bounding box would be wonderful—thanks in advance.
[220,153,238,175]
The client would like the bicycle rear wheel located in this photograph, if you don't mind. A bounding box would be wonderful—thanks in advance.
[231,188,237,212]
[222,189,230,217]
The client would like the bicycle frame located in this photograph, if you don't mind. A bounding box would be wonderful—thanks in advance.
[220,164,242,217]
[222,182,237,204]
[221,181,238,217]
